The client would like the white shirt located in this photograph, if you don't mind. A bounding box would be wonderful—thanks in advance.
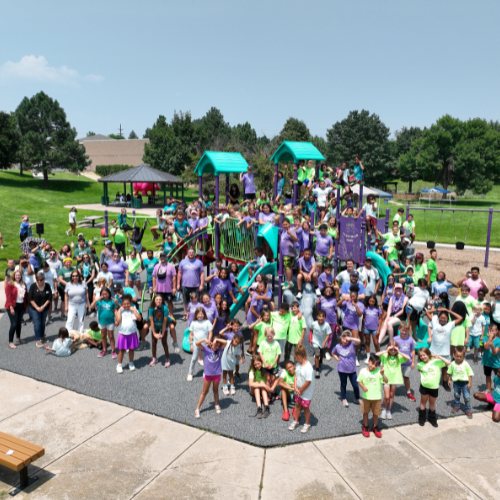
[189,319,213,342]
[430,316,455,356]
[470,314,486,337]
[96,271,113,286]
[42,269,56,292]
[358,267,379,296]
[15,265,35,289]
[312,187,333,207]
[336,270,353,287]
[363,202,377,218]
[118,309,137,335]
[69,212,76,223]
[47,258,62,275]
[295,361,315,401]
[409,288,430,312]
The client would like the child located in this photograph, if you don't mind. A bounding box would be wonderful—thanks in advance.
[403,214,416,242]
[358,354,388,438]
[332,330,361,407]
[270,303,291,359]
[93,287,117,358]
[221,333,245,396]
[480,302,492,358]
[316,285,338,358]
[249,309,272,357]
[311,310,332,378]
[482,324,500,394]
[296,248,318,299]
[377,341,410,419]
[258,327,281,392]
[185,292,200,324]
[417,347,451,427]
[362,295,382,364]
[83,321,103,349]
[455,285,476,315]
[288,344,314,433]
[115,295,141,374]
[187,307,213,381]
[148,295,174,368]
[219,318,244,380]
[278,360,296,421]
[194,337,224,418]
[214,299,230,338]
[248,247,268,279]
[394,321,417,401]
[313,223,334,275]
[338,289,364,365]
[248,355,272,418]
[447,345,474,418]
[469,305,486,363]
[286,301,306,360]
[393,207,404,228]
[45,327,75,356]
[352,156,364,183]
[473,373,500,423]
[318,263,335,290]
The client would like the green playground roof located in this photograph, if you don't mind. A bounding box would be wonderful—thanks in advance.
[194,151,249,176]
[270,141,325,164]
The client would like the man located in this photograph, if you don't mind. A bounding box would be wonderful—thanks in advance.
[100,240,114,267]
[74,239,91,264]
[340,271,366,301]
[358,257,381,297]
[178,247,205,315]
[335,259,355,289]
[458,267,488,300]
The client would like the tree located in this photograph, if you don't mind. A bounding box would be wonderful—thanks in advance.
[15,92,90,186]
[279,117,311,143]
[109,133,125,140]
[232,122,257,149]
[87,131,96,136]
[394,126,423,192]
[311,135,327,157]
[128,130,138,139]
[197,107,232,153]
[143,128,151,139]
[0,111,20,169]
[326,110,394,187]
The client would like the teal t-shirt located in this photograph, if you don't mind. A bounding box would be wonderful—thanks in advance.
[97,299,117,325]
[482,337,500,369]
[148,304,172,330]
[143,257,159,283]
[174,219,191,238]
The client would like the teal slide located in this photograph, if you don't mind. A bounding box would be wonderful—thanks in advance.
[257,223,279,259]
[229,261,278,320]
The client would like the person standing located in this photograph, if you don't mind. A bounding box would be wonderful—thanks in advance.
[178,247,205,315]
[153,252,177,316]
[458,267,489,300]
[100,240,114,267]
[5,271,28,349]
[19,215,35,242]
[65,270,89,333]
[240,166,256,201]
[29,272,53,347]
[107,251,129,288]
[66,207,77,236]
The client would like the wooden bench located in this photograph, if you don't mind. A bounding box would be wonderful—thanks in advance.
[0,431,44,496]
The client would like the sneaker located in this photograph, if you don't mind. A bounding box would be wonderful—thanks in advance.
[111,351,117,359]
[164,359,171,368]
[288,421,300,431]
[364,355,370,364]
[315,370,320,379]
[406,391,417,402]
[262,406,270,418]
[66,231,69,236]
[301,424,311,433]
[296,292,303,300]
[195,409,200,419]
[381,408,387,420]
[342,399,349,407]
[223,385,230,395]
[152,235,160,242]
[187,373,193,382]
[325,352,332,361]
[174,343,180,354]
[386,411,393,420]
[372,425,382,438]
[230,385,236,395]
[356,358,360,367]
[452,407,460,414]
[98,350,106,358]
[255,407,263,419]
[473,357,478,364]
[215,405,221,414]
[466,411,473,419]
[362,425,370,438]
[246,349,253,356]
[356,399,362,405]
[282,410,290,421]
[315,288,321,296]
[128,362,135,371]
[478,351,482,359]
[116,364,123,374]
[89,311,96,318]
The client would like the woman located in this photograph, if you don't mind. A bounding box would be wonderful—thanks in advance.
[57,258,75,319]
[5,271,28,349]
[29,272,53,347]
[59,244,73,261]
[107,251,129,287]
[126,248,144,300]
[79,253,96,315]
[379,283,408,343]
[65,270,89,333]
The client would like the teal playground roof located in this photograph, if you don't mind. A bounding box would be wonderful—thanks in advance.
[194,151,249,176]
[270,141,325,164]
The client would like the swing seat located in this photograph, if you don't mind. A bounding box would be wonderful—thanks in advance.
[456,241,465,250]
[426,240,435,249]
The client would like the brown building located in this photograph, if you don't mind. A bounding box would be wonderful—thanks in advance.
[79,134,149,171]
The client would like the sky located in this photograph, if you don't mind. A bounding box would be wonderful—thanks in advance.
[1,0,499,140]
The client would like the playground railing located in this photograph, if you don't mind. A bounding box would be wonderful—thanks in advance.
[218,217,255,264]
[154,227,213,264]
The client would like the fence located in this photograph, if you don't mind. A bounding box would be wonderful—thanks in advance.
[218,217,255,264]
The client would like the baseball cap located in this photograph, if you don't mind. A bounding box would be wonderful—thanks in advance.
[351,271,359,278]
[159,252,167,257]
[416,252,424,259]
[78,233,84,238]
[364,256,372,261]
[105,240,112,245]
[395,283,403,289]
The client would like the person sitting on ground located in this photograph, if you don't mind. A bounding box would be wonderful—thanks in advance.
[45,327,76,357]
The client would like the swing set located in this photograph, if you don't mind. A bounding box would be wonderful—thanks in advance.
[408,204,498,267]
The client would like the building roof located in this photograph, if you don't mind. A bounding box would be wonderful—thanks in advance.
[194,151,249,176]
[270,141,325,164]
[78,134,116,142]
[98,164,183,184]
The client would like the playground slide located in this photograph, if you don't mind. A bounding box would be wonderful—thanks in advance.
[257,223,279,259]
[228,261,278,320]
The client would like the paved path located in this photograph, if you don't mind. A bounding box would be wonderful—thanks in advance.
[63,203,159,216]
[80,171,100,181]
[0,371,498,500]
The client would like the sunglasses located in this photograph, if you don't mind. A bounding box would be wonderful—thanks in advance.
[37,278,45,282]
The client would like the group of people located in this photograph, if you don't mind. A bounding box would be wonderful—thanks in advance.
[4,157,500,437]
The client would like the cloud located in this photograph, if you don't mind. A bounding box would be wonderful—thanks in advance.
[0,55,103,85]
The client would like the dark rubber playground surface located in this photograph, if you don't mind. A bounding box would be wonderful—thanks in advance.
[0,286,491,447]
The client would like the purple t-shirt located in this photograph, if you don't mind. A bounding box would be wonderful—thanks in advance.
[319,297,337,324]
[197,217,209,230]
[298,256,315,273]
[188,218,198,231]
[318,272,334,289]
[363,306,382,331]
[153,262,176,293]
[301,230,311,250]
[280,228,297,257]
[246,293,264,324]
[242,173,256,194]
[187,301,200,324]
[332,341,357,373]
[202,345,223,376]
[214,313,228,333]
[314,231,333,257]
[394,335,415,368]
[107,260,129,281]
[342,301,364,330]
[209,275,232,299]
[179,258,204,288]
[202,302,219,323]
[259,212,274,224]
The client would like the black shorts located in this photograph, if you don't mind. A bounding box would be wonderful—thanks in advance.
[159,292,173,303]
[382,302,389,312]
[262,367,278,376]
[244,193,256,201]
[182,286,199,304]
[136,315,146,331]
[407,306,420,322]
[318,206,326,212]
[419,384,439,398]
[483,366,499,377]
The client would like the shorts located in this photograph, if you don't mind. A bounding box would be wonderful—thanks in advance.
[402,365,412,378]
[302,178,311,186]
[263,367,278,376]
[129,272,140,282]
[159,292,173,303]
[361,399,381,415]
[204,374,221,382]
[313,346,327,357]
[148,280,153,287]
[283,256,294,270]
[133,243,143,253]
[468,336,481,349]
[249,263,259,270]
[419,384,439,398]
[389,259,399,268]
[244,193,256,201]
[363,328,377,335]
[382,246,389,252]
[367,216,377,228]
[318,206,326,212]
[406,305,420,322]
[315,254,329,266]
[182,286,199,304]
[99,323,115,331]
[295,395,311,408]
[483,365,499,377]
[382,302,389,312]
[136,316,146,332]
[484,392,500,412]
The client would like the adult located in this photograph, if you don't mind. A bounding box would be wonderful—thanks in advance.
[378,284,408,343]
[178,248,205,315]
[100,240,114,267]
[341,272,366,301]
[19,215,35,242]
[413,253,430,287]
[15,255,35,290]
[57,258,74,319]
[29,272,53,347]
[358,257,380,297]
[41,260,58,324]
[74,238,91,264]
[458,267,488,300]
[240,166,256,201]
[5,271,28,349]
[79,253,96,315]
[4,258,16,286]
[110,221,127,260]
[65,270,89,333]
[153,252,177,316]
[107,251,129,287]
[335,260,355,289]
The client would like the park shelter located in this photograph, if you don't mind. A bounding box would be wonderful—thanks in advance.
[351,184,393,217]
[98,164,183,207]
[270,141,325,204]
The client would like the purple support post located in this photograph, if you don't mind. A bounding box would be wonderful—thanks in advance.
[360,215,366,265]
[385,208,390,233]
[225,174,230,205]
[104,210,108,237]
[273,162,278,200]
[359,184,363,209]
[333,187,341,277]
[485,207,493,268]
[315,162,319,180]
[406,204,410,221]
[215,176,220,259]
[198,176,203,199]
[278,239,283,308]
[293,163,298,207]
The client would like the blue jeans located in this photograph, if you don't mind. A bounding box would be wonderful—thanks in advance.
[453,380,471,412]
[338,371,360,400]
[30,306,49,341]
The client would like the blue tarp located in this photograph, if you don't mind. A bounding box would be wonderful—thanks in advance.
[421,187,451,194]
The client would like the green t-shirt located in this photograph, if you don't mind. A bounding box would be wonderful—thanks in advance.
[381,232,401,261]
[288,314,306,344]
[256,199,269,206]
[380,353,405,385]
[327,228,337,240]
[403,220,415,232]
[427,259,438,283]
[305,167,316,181]
[114,228,126,244]
[456,295,476,316]
[271,312,291,340]
[447,360,473,382]
[249,369,266,383]
[255,321,272,346]
[418,358,446,389]
[127,257,142,274]
[413,263,428,284]
[258,340,281,367]
[89,329,102,342]
[451,316,471,346]
[57,267,74,291]
[280,370,294,391]
[358,367,384,400]
[393,214,403,226]
[74,247,91,260]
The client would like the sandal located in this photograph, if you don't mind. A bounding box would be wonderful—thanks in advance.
[149,358,157,367]
[8,343,17,349]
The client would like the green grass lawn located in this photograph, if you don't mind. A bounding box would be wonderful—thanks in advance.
[0,170,198,279]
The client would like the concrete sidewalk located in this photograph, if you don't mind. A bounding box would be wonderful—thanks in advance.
[0,371,498,500]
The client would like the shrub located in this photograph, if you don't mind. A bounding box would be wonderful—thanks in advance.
[95,164,133,176]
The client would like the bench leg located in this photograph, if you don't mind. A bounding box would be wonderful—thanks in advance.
[9,467,39,496]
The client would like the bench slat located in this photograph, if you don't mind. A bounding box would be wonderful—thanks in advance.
[0,441,43,463]
[0,432,45,456]
[0,453,29,472]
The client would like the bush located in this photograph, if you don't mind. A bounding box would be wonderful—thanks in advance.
[95,164,133,176]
